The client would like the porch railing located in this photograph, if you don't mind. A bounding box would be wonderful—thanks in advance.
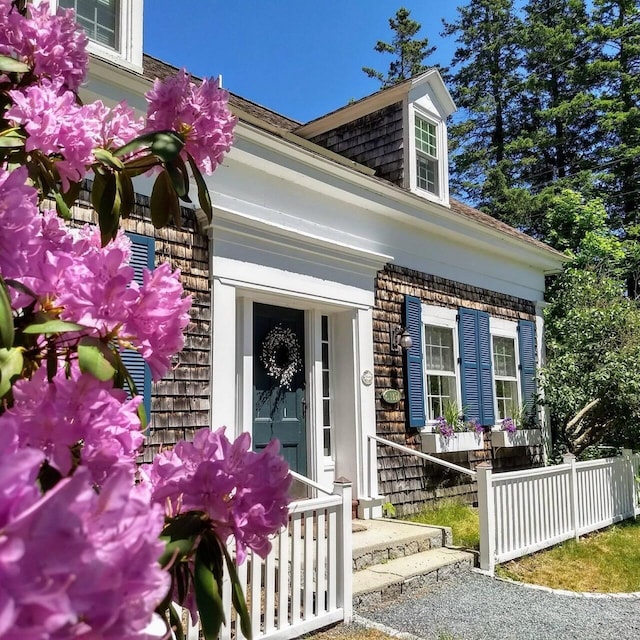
[184,472,352,640]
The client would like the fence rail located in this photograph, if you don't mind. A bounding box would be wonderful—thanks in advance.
[184,477,352,640]
[479,450,640,572]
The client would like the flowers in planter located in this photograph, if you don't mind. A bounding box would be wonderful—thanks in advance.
[501,417,517,433]
[434,402,485,439]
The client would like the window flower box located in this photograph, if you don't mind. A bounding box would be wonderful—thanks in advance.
[491,429,542,448]
[421,431,484,454]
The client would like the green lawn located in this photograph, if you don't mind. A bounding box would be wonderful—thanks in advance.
[496,518,640,592]
[405,499,480,549]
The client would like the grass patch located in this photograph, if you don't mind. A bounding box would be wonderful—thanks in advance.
[405,499,480,549]
[496,519,640,592]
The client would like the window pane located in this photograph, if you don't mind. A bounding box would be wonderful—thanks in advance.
[415,116,437,157]
[425,325,454,372]
[493,336,516,377]
[427,374,457,420]
[60,0,119,49]
[495,379,518,420]
[417,154,439,195]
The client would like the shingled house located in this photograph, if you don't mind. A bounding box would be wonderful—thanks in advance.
[68,0,564,518]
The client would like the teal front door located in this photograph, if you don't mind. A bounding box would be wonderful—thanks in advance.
[253,303,307,476]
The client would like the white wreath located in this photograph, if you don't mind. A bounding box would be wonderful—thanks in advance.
[260,324,303,390]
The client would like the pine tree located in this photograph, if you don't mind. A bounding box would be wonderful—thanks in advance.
[362,7,436,88]
[590,0,640,230]
[442,0,524,224]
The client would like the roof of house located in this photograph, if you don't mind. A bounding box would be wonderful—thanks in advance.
[140,54,562,261]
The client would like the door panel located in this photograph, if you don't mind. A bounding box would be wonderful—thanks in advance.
[252,303,307,476]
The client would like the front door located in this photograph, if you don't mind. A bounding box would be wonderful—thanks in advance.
[253,303,307,475]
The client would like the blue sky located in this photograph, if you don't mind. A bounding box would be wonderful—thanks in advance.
[143,2,462,124]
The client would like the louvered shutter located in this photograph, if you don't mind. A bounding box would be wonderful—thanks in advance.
[459,307,495,426]
[478,311,495,426]
[518,319,537,414]
[121,233,155,420]
[403,294,425,428]
[458,307,481,423]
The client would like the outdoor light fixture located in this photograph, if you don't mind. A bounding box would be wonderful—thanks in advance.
[390,325,413,352]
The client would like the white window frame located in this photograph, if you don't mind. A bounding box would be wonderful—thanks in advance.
[52,0,143,72]
[406,103,449,205]
[490,318,522,427]
[421,305,461,431]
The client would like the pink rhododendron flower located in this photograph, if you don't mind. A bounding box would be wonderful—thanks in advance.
[7,80,97,189]
[0,167,41,303]
[145,68,236,174]
[0,0,88,90]
[0,464,169,639]
[144,428,292,563]
[124,262,192,379]
[0,366,144,485]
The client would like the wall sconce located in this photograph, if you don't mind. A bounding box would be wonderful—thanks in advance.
[390,325,413,352]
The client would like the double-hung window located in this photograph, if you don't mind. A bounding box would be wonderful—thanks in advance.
[59,0,119,50]
[492,335,519,420]
[414,114,439,196]
[424,324,457,420]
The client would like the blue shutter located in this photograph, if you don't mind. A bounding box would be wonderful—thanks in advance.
[404,294,425,428]
[459,307,495,426]
[458,307,481,423]
[478,311,495,426]
[518,319,537,414]
[121,233,155,421]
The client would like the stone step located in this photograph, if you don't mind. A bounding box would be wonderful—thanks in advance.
[352,518,450,572]
[353,547,475,607]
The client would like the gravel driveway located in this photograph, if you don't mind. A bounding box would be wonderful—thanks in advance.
[355,571,640,640]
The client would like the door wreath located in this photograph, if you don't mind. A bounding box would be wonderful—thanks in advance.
[260,324,303,390]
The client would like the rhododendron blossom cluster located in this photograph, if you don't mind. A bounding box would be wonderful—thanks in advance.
[0,2,287,639]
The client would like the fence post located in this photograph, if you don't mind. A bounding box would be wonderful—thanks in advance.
[368,436,379,499]
[622,448,636,517]
[333,477,353,623]
[477,462,495,575]
[563,453,579,540]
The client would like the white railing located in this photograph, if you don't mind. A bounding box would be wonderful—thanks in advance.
[478,450,640,573]
[184,474,352,640]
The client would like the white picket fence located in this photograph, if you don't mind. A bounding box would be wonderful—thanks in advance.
[478,450,640,573]
[182,475,353,640]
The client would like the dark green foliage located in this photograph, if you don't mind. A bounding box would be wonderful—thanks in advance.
[363,7,436,88]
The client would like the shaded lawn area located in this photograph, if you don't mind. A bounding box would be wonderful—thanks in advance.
[496,518,640,592]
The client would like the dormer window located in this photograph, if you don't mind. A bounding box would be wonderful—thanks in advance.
[415,114,439,196]
[55,0,142,72]
[59,0,118,49]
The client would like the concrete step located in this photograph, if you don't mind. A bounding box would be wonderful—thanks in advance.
[353,547,475,607]
[352,518,451,572]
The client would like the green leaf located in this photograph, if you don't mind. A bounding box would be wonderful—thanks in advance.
[23,320,85,335]
[169,604,185,640]
[0,129,25,148]
[0,276,14,349]
[118,172,135,218]
[77,339,116,381]
[61,181,83,209]
[188,155,212,224]
[150,131,185,164]
[95,173,121,245]
[93,148,125,171]
[150,170,177,229]
[53,189,72,220]
[221,542,252,640]
[194,545,225,640]
[113,131,159,159]
[0,347,23,398]
[166,156,189,198]
[158,536,197,569]
[0,55,29,73]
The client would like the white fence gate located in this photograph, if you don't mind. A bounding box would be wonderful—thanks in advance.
[183,475,353,640]
[479,450,640,573]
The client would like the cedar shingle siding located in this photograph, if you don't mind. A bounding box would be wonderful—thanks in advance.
[69,184,210,462]
[309,102,405,185]
[374,264,543,516]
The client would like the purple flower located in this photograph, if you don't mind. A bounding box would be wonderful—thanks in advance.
[434,416,455,439]
[501,417,517,433]
[467,418,484,434]
[0,462,169,639]
[145,69,236,175]
[0,0,88,91]
[0,366,144,485]
[144,428,292,563]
